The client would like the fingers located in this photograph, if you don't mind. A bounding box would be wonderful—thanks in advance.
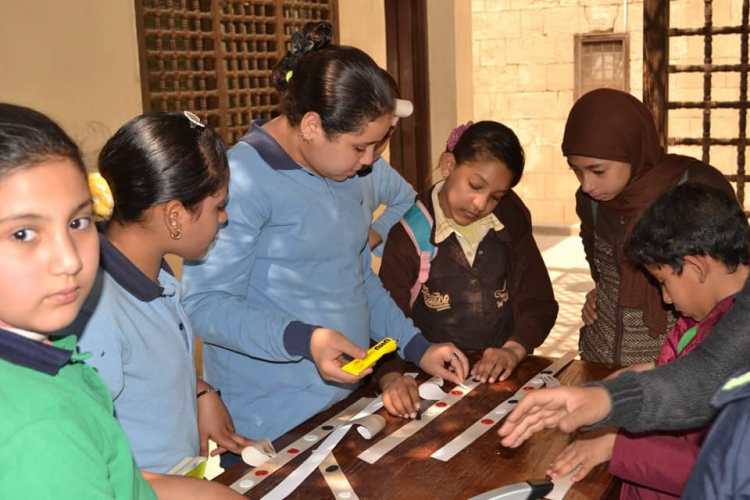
[448,348,469,382]
[310,328,370,384]
[383,377,420,418]
[326,330,367,360]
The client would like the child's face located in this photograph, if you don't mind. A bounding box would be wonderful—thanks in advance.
[567,155,632,202]
[180,185,229,261]
[646,263,711,321]
[440,158,514,226]
[0,160,99,333]
[302,113,394,181]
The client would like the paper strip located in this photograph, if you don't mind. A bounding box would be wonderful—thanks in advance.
[546,473,575,500]
[261,399,385,499]
[358,377,482,464]
[241,439,276,467]
[430,351,577,462]
[229,397,372,494]
[319,453,359,500]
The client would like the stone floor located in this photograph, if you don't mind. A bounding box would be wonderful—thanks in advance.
[533,232,593,359]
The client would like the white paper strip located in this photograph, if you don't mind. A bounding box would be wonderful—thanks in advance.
[546,473,575,500]
[319,453,359,500]
[430,352,577,462]
[358,377,482,464]
[261,399,385,499]
[229,397,372,494]
[241,439,276,467]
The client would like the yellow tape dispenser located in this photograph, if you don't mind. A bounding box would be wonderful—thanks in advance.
[341,337,398,376]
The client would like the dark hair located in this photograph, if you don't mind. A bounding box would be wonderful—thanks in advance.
[0,102,85,178]
[453,121,525,187]
[99,112,229,223]
[272,22,396,136]
[626,183,750,273]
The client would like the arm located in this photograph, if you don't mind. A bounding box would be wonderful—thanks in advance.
[367,159,416,254]
[143,471,243,499]
[503,192,559,353]
[575,189,598,281]
[195,378,253,456]
[609,431,702,495]
[181,150,314,363]
[596,279,750,432]
[378,222,420,315]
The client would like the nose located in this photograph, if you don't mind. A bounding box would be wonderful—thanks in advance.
[362,146,377,168]
[51,230,83,277]
[579,173,595,195]
[473,194,490,214]
[218,209,228,226]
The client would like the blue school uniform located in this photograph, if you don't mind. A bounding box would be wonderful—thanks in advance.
[72,237,199,473]
[181,123,430,440]
[361,158,416,256]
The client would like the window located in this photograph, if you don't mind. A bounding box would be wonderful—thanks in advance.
[135,0,338,144]
[574,33,630,99]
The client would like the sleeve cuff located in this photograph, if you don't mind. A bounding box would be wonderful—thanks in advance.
[587,373,645,431]
[403,333,431,365]
[283,321,319,360]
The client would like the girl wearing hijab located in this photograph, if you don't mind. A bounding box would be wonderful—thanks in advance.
[565,88,735,365]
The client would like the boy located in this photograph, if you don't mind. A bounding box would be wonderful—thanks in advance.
[501,183,749,497]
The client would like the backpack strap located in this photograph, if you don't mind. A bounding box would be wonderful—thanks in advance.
[399,200,438,308]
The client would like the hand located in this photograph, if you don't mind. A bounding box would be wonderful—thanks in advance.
[497,385,612,448]
[368,228,383,250]
[380,372,420,418]
[582,287,598,325]
[310,327,369,384]
[197,390,254,456]
[471,342,526,383]
[548,431,616,481]
[418,343,469,386]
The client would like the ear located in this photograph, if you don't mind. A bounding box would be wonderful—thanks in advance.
[299,112,324,143]
[438,152,456,180]
[683,255,710,283]
[162,200,187,240]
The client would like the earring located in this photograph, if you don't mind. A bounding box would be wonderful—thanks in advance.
[170,228,183,240]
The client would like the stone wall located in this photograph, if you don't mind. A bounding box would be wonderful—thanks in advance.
[472,0,746,225]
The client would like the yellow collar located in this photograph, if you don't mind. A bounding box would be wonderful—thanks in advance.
[432,181,503,245]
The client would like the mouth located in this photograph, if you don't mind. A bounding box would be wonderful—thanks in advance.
[47,286,80,305]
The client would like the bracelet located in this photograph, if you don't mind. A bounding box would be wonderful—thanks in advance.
[196,387,221,399]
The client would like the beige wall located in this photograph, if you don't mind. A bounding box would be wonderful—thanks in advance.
[472,0,645,226]
[338,0,387,68]
[0,0,143,168]
[427,0,475,179]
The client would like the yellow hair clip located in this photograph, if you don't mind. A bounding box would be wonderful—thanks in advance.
[88,172,114,219]
[285,70,293,83]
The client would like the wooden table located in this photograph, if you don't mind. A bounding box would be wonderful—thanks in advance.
[217,356,619,499]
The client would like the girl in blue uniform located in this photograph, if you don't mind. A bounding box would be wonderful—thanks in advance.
[182,22,470,446]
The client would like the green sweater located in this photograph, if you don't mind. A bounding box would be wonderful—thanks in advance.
[0,333,156,499]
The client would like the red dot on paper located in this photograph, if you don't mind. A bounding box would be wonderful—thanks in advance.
[481,418,494,425]
[451,390,463,396]
[255,470,269,477]
[436,402,448,407]
[522,386,534,391]
[287,448,299,454]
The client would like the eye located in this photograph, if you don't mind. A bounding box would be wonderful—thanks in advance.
[12,228,37,242]
[592,170,605,175]
[354,146,367,153]
[469,182,482,191]
[70,216,92,231]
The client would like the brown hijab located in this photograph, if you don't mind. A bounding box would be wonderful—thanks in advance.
[562,88,696,337]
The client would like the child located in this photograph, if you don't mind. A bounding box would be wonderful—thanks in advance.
[0,103,240,499]
[181,21,469,445]
[376,121,558,418]
[547,183,749,499]
[66,112,257,474]
[566,89,735,365]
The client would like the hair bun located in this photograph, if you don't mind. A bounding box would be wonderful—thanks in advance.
[290,22,332,56]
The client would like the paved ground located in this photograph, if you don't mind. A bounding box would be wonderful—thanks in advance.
[533,232,593,359]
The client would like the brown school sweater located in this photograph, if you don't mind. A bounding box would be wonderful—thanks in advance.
[377,186,558,376]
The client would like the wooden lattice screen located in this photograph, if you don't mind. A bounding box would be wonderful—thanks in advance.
[135,0,338,145]
[665,0,750,208]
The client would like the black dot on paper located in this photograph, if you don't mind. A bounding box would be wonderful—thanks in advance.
[321,425,334,431]
[508,399,518,404]
[325,465,339,473]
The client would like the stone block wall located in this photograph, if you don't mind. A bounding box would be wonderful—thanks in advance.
[472,0,745,225]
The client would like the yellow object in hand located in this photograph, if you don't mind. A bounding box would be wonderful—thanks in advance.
[341,337,397,376]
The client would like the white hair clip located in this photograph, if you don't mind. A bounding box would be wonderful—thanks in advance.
[394,99,414,119]
[184,110,205,129]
